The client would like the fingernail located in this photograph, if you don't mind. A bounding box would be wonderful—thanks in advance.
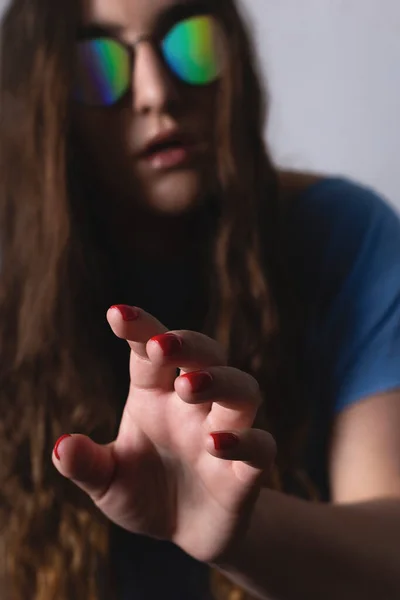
[211,432,240,451]
[54,434,72,460]
[111,305,140,322]
[151,333,182,357]
[184,371,213,394]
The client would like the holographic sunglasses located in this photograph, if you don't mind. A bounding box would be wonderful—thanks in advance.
[73,14,225,107]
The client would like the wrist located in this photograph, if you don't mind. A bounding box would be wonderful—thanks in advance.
[210,487,274,572]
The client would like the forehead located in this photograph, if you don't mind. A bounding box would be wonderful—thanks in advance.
[80,0,201,34]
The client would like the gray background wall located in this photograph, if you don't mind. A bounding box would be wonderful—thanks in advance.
[240,0,400,209]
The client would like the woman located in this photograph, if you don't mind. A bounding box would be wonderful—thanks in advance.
[0,0,399,599]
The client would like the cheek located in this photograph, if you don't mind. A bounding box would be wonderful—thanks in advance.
[189,87,220,153]
[72,108,131,165]
[189,86,219,125]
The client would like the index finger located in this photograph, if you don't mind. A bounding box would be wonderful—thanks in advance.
[107,305,175,391]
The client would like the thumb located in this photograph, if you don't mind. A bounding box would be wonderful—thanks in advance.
[52,434,116,502]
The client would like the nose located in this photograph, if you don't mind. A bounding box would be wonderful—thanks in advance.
[132,42,179,115]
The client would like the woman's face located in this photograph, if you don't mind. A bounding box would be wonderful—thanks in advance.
[73,0,221,216]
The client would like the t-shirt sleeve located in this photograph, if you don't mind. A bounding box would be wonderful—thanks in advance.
[301,180,400,413]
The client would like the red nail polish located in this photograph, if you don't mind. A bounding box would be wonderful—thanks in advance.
[184,371,213,393]
[111,305,140,322]
[211,432,240,451]
[54,434,72,460]
[151,333,182,357]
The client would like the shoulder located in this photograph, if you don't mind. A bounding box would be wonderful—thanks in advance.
[280,170,400,295]
[280,171,400,412]
[280,168,400,239]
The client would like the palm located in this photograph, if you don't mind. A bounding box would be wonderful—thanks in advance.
[108,377,247,561]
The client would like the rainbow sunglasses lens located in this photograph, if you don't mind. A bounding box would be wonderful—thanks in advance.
[161,14,224,86]
[73,38,131,107]
[73,15,224,106]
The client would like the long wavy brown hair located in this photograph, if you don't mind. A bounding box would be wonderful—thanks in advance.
[0,0,307,598]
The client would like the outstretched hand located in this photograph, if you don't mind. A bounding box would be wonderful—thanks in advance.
[52,305,276,563]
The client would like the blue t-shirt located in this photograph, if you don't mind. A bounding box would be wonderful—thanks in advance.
[111,177,400,599]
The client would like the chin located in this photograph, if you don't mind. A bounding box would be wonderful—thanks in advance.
[142,170,207,215]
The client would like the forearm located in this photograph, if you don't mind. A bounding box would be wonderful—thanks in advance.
[215,490,400,600]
